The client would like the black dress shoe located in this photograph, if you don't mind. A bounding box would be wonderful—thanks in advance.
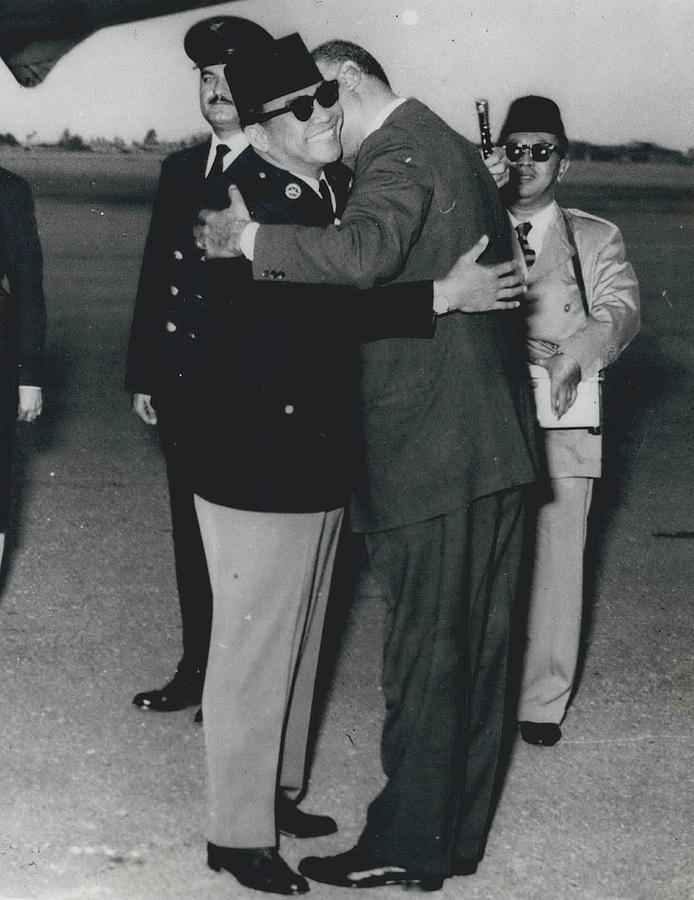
[193,707,202,724]
[451,856,479,876]
[519,721,562,746]
[132,661,203,712]
[298,847,443,891]
[207,844,309,894]
[277,794,337,839]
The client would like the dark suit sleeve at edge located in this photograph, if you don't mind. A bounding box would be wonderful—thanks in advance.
[1,175,46,387]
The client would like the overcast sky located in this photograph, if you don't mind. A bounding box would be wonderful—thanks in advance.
[2,0,692,152]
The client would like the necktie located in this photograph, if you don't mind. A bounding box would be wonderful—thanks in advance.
[515,221,536,268]
[203,144,230,208]
[318,178,335,222]
[207,143,229,181]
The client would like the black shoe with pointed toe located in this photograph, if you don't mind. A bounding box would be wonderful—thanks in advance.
[133,661,203,712]
[298,847,444,891]
[519,721,562,746]
[207,844,309,894]
[276,794,337,839]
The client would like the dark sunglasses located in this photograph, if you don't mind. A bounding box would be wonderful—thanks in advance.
[255,80,340,124]
[505,142,562,162]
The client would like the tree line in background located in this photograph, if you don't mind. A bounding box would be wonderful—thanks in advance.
[0,129,692,163]
[0,128,206,154]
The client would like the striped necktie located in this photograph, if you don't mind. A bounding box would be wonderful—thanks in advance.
[515,221,536,268]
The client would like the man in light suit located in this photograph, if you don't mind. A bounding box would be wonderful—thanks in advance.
[496,96,640,746]
[0,167,46,564]
[126,16,274,717]
[199,39,539,891]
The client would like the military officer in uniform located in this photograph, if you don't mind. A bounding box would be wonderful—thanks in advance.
[180,33,446,895]
[125,16,274,718]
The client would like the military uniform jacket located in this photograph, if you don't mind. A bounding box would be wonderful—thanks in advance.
[252,99,540,532]
[521,204,640,478]
[126,141,436,514]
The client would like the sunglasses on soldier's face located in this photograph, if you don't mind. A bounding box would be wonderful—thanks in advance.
[505,142,562,162]
[255,80,340,124]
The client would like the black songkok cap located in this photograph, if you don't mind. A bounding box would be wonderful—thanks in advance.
[225,33,323,127]
[498,95,567,145]
[184,16,273,68]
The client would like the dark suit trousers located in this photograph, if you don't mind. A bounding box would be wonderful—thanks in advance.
[158,408,213,672]
[358,489,527,875]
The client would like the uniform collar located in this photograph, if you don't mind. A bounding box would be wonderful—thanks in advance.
[205,131,249,176]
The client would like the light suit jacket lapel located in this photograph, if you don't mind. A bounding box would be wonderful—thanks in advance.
[525,211,574,287]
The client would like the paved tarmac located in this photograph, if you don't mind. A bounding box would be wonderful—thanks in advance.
[0,188,692,899]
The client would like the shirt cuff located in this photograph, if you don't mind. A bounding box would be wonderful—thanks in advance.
[240,222,260,261]
[432,284,450,315]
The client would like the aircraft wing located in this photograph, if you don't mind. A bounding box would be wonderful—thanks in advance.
[0,0,228,86]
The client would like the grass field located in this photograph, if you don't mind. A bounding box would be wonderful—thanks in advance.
[2,147,694,200]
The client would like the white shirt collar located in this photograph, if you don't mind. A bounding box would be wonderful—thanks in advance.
[363,97,407,141]
[205,131,249,176]
[508,201,559,255]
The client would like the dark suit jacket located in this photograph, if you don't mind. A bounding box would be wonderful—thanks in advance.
[252,99,539,532]
[0,167,46,527]
[126,141,436,514]
[0,167,45,389]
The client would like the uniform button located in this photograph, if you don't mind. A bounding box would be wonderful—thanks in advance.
[173,250,183,261]
[563,303,571,312]
[277,271,285,279]
[262,270,270,278]
[166,321,177,333]
[284,405,295,415]
[170,285,179,296]
[188,331,197,340]
[195,294,203,301]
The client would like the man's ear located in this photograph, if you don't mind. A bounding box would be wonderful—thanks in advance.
[336,59,361,93]
[245,123,269,154]
[557,157,570,182]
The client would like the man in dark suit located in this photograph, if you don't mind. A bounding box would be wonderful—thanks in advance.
[175,34,450,895]
[198,39,540,891]
[125,16,274,716]
[0,166,46,565]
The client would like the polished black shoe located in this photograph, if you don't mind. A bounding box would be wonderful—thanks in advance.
[298,847,443,891]
[451,856,479,876]
[132,662,203,712]
[519,721,562,746]
[277,794,337,839]
[193,707,203,724]
[207,844,309,894]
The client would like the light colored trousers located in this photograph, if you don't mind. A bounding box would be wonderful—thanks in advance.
[194,496,343,848]
[519,476,594,725]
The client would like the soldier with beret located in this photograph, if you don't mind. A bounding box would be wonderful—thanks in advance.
[495,96,640,746]
[126,16,274,720]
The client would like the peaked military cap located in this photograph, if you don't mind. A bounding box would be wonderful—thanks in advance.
[184,16,273,68]
[498,95,567,145]
[225,33,323,127]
